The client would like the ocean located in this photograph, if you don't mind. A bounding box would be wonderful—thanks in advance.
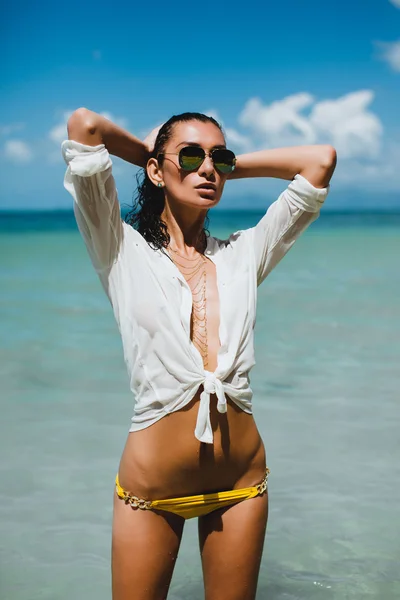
[0,209,399,600]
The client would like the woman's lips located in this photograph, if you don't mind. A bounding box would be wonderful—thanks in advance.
[195,187,216,194]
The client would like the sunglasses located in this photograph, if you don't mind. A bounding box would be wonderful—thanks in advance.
[157,146,236,174]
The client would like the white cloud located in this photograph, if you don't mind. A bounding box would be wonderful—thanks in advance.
[239,93,317,147]
[309,90,383,158]
[389,0,400,8]
[376,40,400,72]
[224,128,253,152]
[331,139,400,192]
[201,108,252,152]
[0,123,25,137]
[4,140,33,163]
[235,90,383,160]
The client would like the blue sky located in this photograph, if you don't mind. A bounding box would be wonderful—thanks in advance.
[1,0,399,210]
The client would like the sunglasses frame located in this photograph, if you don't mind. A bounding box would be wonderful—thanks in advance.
[157,146,237,173]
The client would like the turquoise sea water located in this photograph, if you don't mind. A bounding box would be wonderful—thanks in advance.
[1,210,399,600]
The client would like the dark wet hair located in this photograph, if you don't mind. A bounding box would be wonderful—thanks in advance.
[124,112,224,252]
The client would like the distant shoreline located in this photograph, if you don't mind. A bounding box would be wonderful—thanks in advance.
[1,208,400,216]
[1,209,400,233]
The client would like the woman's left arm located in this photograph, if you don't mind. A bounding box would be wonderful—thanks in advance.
[229,145,337,287]
[228,144,337,188]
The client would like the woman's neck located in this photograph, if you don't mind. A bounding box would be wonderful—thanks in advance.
[161,204,207,254]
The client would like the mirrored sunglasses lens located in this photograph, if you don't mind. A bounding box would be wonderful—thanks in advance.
[212,149,236,173]
[180,147,205,170]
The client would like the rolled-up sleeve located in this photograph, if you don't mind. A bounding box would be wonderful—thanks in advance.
[61,139,123,272]
[249,174,329,286]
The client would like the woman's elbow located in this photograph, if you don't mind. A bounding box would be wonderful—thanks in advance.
[67,108,101,144]
[320,145,337,187]
[304,145,337,188]
[320,145,337,171]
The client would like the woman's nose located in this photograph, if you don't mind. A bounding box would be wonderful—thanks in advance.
[199,154,215,176]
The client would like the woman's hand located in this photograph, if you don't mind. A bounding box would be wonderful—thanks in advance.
[143,123,164,154]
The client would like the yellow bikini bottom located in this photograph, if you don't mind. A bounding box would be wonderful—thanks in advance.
[115,468,270,520]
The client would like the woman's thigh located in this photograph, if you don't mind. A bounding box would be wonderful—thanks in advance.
[112,490,185,600]
[198,492,269,600]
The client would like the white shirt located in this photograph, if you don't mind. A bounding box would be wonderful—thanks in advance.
[62,139,329,444]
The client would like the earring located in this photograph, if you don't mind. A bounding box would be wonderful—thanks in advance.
[157,182,163,188]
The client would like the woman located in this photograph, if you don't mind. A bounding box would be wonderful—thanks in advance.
[62,108,336,600]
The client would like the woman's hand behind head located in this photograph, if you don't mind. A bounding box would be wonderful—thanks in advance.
[143,123,164,154]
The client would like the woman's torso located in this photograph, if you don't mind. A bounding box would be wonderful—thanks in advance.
[117,254,266,499]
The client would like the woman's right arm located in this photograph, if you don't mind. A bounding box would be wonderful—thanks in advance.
[62,109,150,272]
[67,108,149,167]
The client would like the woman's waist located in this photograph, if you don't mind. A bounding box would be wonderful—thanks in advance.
[118,396,266,498]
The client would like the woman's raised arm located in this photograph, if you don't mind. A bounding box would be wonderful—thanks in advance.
[67,107,149,168]
[227,145,337,287]
[228,144,337,189]
[62,108,151,274]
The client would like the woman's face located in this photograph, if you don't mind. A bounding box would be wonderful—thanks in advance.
[152,120,230,211]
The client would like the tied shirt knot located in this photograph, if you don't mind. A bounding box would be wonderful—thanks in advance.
[195,371,227,444]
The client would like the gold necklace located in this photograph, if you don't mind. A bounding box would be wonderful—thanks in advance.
[168,245,208,369]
